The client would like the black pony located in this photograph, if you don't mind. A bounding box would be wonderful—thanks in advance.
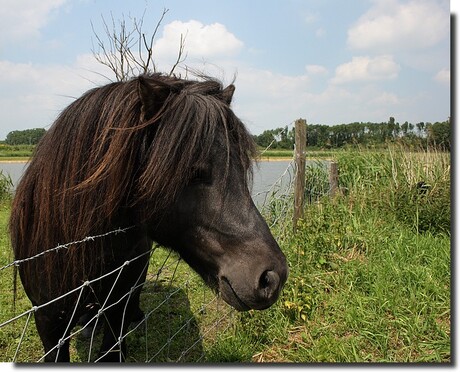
[10,74,288,362]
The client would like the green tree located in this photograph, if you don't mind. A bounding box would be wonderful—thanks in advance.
[253,119,449,150]
[388,116,396,140]
[427,121,450,150]
[6,128,46,145]
[416,122,426,136]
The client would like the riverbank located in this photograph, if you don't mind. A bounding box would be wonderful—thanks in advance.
[0,157,295,163]
[0,158,293,164]
[258,156,292,162]
[1,156,336,164]
[0,146,336,163]
[0,158,29,163]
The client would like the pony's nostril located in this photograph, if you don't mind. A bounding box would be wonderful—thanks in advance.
[259,271,270,288]
[259,270,280,298]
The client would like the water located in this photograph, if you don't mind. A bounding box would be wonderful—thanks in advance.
[252,161,295,206]
[0,160,295,206]
[0,161,29,188]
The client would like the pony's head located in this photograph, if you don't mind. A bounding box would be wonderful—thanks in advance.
[11,73,288,312]
[135,75,288,310]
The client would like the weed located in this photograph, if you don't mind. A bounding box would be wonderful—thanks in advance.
[0,172,12,202]
[0,145,451,363]
[230,145,450,362]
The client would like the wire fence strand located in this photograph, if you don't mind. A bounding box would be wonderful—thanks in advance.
[0,123,334,362]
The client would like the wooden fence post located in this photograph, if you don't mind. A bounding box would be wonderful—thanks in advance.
[293,118,307,232]
[329,161,338,197]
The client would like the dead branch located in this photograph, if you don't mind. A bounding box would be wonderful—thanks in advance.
[91,7,186,81]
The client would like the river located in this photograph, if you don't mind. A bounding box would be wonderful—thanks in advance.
[0,160,296,207]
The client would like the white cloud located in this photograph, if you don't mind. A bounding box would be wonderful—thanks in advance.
[0,0,68,44]
[370,92,400,106]
[347,0,449,52]
[233,72,406,133]
[0,54,110,96]
[331,55,400,85]
[433,68,450,85]
[0,55,111,139]
[223,67,311,132]
[154,20,244,61]
[305,64,328,76]
[237,68,309,97]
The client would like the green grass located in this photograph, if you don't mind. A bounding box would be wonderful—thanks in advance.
[0,172,13,202]
[257,148,339,160]
[220,146,451,363]
[0,196,234,362]
[0,144,34,158]
[0,145,451,363]
[0,157,30,162]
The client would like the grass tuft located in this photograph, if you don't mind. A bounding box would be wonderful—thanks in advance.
[0,145,451,363]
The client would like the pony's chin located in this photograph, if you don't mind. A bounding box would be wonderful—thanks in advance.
[219,277,251,311]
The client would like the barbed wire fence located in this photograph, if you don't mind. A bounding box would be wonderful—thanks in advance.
[0,119,337,363]
[0,231,238,362]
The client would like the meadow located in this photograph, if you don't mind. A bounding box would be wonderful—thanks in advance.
[0,144,33,162]
[0,145,451,363]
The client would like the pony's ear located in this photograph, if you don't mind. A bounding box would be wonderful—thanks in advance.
[221,84,235,105]
[138,76,170,121]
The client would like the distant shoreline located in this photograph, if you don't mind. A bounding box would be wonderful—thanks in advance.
[0,159,29,164]
[257,157,292,162]
[0,157,294,164]
[0,157,338,164]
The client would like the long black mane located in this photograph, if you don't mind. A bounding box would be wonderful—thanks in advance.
[10,73,257,289]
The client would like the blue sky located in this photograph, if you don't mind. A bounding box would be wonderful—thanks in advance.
[0,0,452,139]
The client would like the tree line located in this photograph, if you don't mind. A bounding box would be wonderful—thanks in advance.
[253,118,451,151]
[3,118,451,150]
[5,128,47,145]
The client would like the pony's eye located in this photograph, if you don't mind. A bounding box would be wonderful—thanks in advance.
[191,168,212,185]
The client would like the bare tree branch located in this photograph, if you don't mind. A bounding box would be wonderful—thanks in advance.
[169,32,188,77]
[91,7,186,81]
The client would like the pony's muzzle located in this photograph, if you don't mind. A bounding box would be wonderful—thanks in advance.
[219,255,288,311]
[252,266,288,310]
[258,270,281,301]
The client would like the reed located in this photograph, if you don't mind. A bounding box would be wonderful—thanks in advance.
[0,145,451,362]
[221,145,450,362]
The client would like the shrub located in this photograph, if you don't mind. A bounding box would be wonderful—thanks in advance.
[394,181,450,234]
[335,145,450,235]
[0,171,12,201]
[304,161,330,203]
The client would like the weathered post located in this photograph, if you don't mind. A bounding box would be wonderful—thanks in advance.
[293,118,307,232]
[329,161,339,197]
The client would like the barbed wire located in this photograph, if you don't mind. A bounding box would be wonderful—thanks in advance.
[0,224,233,362]
[0,226,135,272]
[257,121,295,158]
[0,128,334,362]
[0,247,151,330]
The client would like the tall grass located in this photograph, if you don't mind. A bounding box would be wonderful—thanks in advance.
[0,172,12,202]
[0,144,34,158]
[0,145,450,363]
[335,145,450,234]
[220,145,450,362]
